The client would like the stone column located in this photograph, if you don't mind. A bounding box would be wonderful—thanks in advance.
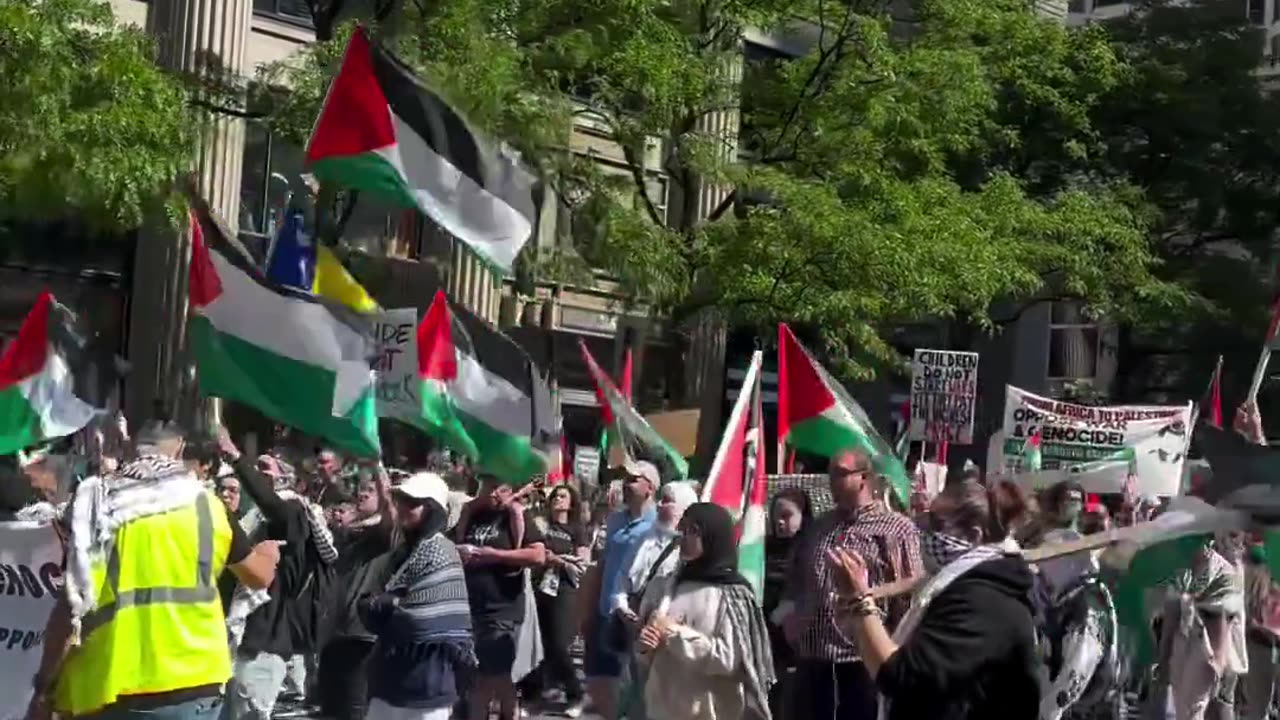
[125,0,253,426]
[683,52,743,472]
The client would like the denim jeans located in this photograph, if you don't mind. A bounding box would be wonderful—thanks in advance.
[98,696,222,720]
[222,651,288,720]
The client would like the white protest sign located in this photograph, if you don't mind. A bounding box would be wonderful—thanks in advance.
[998,385,1192,496]
[370,308,419,423]
[909,349,979,444]
[0,521,63,720]
[574,446,601,485]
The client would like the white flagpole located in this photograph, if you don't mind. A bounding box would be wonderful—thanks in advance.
[1248,345,1271,404]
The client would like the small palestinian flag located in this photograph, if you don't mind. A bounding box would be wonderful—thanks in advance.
[416,291,555,485]
[0,292,97,455]
[702,350,768,601]
[1022,430,1043,472]
[580,340,689,483]
[305,26,540,272]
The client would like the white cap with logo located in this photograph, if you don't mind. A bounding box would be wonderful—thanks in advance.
[392,471,449,509]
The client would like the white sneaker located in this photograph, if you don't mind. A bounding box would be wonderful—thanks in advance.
[564,701,585,718]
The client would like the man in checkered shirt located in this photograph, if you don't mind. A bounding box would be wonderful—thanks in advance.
[775,449,924,720]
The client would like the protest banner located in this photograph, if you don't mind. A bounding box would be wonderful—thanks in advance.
[997,385,1193,496]
[370,308,419,423]
[0,521,63,720]
[909,349,979,444]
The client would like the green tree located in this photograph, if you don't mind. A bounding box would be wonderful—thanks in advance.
[266,0,1185,376]
[1084,0,1280,404]
[0,0,197,233]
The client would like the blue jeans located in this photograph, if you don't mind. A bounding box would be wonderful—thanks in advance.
[97,696,222,720]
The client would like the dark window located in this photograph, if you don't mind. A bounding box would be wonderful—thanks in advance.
[1094,0,1127,6]
[253,0,313,25]
[238,122,307,260]
[1249,0,1266,24]
[1068,0,1087,12]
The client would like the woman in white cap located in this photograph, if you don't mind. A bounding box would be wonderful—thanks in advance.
[359,472,475,720]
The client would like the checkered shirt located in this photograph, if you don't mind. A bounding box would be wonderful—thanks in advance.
[785,504,924,663]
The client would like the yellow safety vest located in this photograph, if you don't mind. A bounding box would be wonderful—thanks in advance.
[54,490,234,717]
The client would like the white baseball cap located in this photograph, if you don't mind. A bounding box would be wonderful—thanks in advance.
[622,459,661,488]
[392,471,449,508]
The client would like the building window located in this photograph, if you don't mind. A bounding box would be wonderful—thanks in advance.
[239,122,307,260]
[1093,0,1127,6]
[1249,0,1266,24]
[1068,0,1087,12]
[253,0,313,25]
[1047,301,1100,381]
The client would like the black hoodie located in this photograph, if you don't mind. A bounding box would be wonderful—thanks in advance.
[876,555,1041,720]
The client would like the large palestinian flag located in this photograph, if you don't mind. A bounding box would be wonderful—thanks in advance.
[416,291,554,484]
[580,340,689,483]
[777,323,910,504]
[0,292,97,454]
[305,26,539,272]
[187,200,381,457]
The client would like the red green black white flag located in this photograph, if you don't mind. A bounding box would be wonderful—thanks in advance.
[305,26,540,272]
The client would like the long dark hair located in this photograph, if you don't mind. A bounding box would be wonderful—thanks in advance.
[546,483,583,526]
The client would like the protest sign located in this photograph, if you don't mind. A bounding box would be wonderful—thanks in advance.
[909,349,979,444]
[0,521,63,720]
[370,308,419,423]
[998,385,1192,496]
[574,446,601,485]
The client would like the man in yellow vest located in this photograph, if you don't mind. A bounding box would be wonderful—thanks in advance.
[24,421,282,720]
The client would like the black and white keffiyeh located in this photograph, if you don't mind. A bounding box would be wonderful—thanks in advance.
[65,455,206,641]
[920,531,975,573]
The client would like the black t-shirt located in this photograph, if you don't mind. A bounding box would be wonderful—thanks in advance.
[462,507,544,622]
[542,520,587,558]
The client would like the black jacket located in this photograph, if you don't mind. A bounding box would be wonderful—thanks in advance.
[877,555,1041,720]
[232,458,334,659]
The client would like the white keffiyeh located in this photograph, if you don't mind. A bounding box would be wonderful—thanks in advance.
[64,456,206,642]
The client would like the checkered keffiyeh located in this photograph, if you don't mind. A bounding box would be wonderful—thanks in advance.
[920,531,973,570]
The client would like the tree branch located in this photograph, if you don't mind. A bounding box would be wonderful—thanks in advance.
[620,142,664,226]
[189,98,267,120]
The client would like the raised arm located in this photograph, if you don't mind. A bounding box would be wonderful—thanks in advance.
[217,426,289,520]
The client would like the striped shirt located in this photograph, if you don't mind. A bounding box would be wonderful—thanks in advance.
[785,503,923,663]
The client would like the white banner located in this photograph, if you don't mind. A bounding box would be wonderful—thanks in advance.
[909,349,979,444]
[998,385,1192,496]
[0,521,63,720]
[370,308,420,423]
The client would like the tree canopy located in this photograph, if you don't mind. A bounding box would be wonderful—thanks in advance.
[0,0,196,233]
[267,0,1193,376]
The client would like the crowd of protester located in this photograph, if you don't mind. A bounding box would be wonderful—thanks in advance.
[4,403,1280,720]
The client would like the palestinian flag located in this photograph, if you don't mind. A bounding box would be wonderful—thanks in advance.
[702,350,768,600]
[416,291,554,485]
[0,292,97,454]
[1196,423,1280,522]
[776,323,910,504]
[305,26,539,272]
[1022,429,1043,472]
[187,200,381,457]
[1101,496,1248,667]
[580,340,689,483]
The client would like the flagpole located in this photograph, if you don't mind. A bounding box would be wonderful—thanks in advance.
[1248,346,1270,404]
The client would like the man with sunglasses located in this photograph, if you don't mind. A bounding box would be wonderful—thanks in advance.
[775,449,923,720]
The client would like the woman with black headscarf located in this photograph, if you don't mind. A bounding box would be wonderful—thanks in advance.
[634,502,775,720]
[358,472,476,720]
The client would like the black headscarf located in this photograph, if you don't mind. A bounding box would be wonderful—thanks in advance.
[677,502,750,587]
